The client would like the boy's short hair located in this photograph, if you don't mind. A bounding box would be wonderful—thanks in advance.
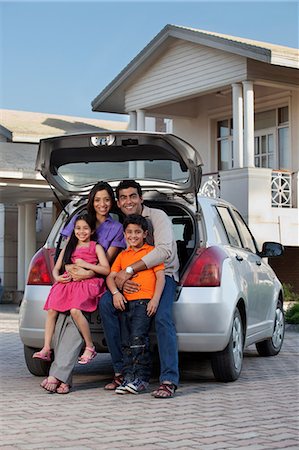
[123,214,148,232]
[116,180,143,199]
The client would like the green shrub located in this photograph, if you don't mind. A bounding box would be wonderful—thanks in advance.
[285,302,299,324]
[282,283,299,302]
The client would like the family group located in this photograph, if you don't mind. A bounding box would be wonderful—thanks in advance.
[33,180,179,399]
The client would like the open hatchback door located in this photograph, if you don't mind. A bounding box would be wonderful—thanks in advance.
[36,131,203,199]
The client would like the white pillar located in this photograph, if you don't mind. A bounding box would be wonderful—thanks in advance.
[128,111,137,130]
[24,203,36,277]
[17,204,25,290]
[243,81,255,167]
[136,110,145,177]
[136,109,145,131]
[232,83,243,168]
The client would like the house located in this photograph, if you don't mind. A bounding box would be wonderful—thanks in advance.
[0,109,128,302]
[91,25,299,292]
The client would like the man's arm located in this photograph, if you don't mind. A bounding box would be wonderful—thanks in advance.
[115,208,173,290]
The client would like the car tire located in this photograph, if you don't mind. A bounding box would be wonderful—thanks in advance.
[211,308,244,382]
[255,301,285,357]
[24,345,51,377]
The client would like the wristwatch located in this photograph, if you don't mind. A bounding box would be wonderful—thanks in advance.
[125,266,134,275]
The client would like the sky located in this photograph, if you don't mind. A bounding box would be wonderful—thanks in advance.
[0,0,298,122]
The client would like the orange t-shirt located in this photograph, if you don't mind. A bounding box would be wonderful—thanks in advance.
[111,243,164,301]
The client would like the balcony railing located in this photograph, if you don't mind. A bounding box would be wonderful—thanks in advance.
[200,169,297,209]
[199,173,220,198]
[271,170,293,208]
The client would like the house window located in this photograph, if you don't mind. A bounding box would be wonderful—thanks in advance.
[216,106,289,171]
[217,119,233,170]
[254,106,289,170]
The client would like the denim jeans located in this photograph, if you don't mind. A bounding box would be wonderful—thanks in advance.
[119,299,152,383]
[99,275,179,386]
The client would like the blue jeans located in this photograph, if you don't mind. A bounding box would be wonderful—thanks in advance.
[120,299,152,383]
[99,275,179,386]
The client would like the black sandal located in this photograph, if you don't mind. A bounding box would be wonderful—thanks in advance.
[153,382,177,398]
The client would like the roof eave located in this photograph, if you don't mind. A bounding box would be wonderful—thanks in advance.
[91,24,297,114]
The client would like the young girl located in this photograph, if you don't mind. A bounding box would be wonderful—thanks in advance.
[33,213,110,365]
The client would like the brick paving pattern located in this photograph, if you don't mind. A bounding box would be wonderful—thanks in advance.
[0,304,298,450]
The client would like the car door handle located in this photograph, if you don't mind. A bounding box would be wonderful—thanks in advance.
[236,255,243,262]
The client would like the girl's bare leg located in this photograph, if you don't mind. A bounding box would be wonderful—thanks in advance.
[70,308,94,358]
[43,309,59,351]
[33,309,58,360]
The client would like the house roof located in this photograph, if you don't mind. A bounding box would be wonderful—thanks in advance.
[91,24,299,114]
[0,109,128,203]
[0,109,128,143]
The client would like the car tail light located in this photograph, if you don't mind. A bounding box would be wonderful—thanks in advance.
[180,246,227,287]
[27,248,54,285]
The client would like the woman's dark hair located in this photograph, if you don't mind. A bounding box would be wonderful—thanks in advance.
[123,214,148,232]
[60,213,96,274]
[86,181,116,220]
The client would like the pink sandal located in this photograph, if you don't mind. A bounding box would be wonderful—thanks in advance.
[33,349,52,362]
[78,346,97,365]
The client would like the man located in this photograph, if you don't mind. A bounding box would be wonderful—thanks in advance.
[100,180,179,398]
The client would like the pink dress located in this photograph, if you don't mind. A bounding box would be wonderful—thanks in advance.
[44,241,106,313]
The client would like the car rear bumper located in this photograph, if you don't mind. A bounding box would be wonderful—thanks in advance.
[174,286,235,352]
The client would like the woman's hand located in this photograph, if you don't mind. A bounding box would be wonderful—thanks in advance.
[65,264,94,281]
[74,258,88,269]
[55,272,72,283]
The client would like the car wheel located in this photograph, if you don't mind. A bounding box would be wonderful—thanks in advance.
[256,301,285,357]
[24,345,51,377]
[211,308,244,382]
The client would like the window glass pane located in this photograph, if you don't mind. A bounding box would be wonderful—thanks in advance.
[268,152,275,169]
[218,139,230,170]
[255,110,276,130]
[217,120,229,138]
[216,207,242,247]
[58,159,188,186]
[268,134,274,153]
[278,106,289,125]
[261,135,267,154]
[261,155,267,167]
[254,137,259,155]
[232,211,256,253]
[279,127,290,169]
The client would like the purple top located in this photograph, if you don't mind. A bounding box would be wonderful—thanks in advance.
[61,214,126,252]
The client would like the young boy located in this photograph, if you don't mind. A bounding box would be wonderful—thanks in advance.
[106,214,165,394]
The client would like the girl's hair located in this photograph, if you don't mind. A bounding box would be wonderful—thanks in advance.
[61,213,95,273]
[86,181,116,221]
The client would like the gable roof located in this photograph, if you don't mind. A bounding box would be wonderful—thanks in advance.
[0,109,128,143]
[91,24,299,114]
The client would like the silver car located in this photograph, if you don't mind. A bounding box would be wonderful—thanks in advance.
[19,131,285,382]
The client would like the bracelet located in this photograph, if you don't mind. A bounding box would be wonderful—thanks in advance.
[112,290,119,295]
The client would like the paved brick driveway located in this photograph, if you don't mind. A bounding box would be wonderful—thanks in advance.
[0,304,298,450]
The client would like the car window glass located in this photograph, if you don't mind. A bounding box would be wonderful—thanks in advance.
[211,208,230,244]
[216,206,242,247]
[231,210,257,253]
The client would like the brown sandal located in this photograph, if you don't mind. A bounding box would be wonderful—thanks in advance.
[104,374,124,390]
[152,382,177,398]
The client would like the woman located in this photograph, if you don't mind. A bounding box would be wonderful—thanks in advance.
[41,181,126,394]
